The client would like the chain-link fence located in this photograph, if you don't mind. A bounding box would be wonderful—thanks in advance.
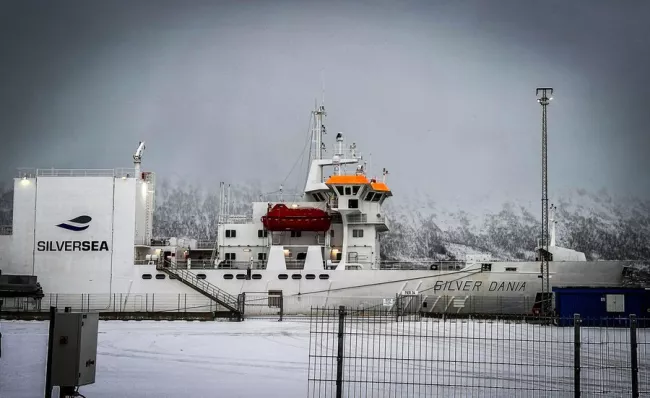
[308,306,650,398]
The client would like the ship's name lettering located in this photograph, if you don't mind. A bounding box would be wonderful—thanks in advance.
[432,280,526,292]
[37,240,109,252]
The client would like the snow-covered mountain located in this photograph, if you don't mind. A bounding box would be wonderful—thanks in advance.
[1,180,649,262]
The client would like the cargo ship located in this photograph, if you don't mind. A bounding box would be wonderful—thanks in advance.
[0,102,631,316]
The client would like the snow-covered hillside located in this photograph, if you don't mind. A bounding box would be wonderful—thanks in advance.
[1,181,648,262]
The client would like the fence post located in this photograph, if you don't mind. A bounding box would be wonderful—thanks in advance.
[630,314,639,398]
[574,313,581,398]
[336,305,346,398]
[279,294,284,322]
[395,293,400,322]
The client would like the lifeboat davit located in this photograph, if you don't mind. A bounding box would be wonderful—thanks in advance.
[261,203,332,232]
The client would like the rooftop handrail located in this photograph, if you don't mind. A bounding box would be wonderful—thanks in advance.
[16,168,139,178]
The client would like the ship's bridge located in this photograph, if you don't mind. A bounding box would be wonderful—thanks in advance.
[325,174,392,212]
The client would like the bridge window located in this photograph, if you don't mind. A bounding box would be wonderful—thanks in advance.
[225,253,236,261]
[236,274,246,280]
[142,274,152,280]
[306,274,316,280]
[319,274,330,280]
[278,274,288,280]
[197,274,207,279]
[365,192,375,201]
[292,274,302,280]
[371,194,382,202]
[223,274,234,280]
[348,199,359,209]
[252,274,262,280]
[225,229,236,238]
[258,252,267,261]
[258,229,268,238]
[155,274,166,280]
[352,186,360,195]
[336,186,344,195]
[297,252,307,260]
[344,186,352,195]
[291,231,302,238]
[352,229,364,238]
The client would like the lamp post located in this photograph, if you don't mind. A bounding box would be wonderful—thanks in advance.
[536,87,553,315]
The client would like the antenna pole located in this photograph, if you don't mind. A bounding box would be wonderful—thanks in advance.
[536,87,553,315]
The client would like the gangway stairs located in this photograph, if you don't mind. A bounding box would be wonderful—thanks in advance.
[156,263,243,320]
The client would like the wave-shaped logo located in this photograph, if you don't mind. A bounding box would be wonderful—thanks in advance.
[56,215,92,232]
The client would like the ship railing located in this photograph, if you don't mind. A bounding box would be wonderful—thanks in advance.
[214,260,266,270]
[379,260,466,270]
[347,214,390,225]
[219,215,253,224]
[285,260,306,270]
[260,193,304,202]
[0,225,12,235]
[196,240,215,249]
[17,168,138,178]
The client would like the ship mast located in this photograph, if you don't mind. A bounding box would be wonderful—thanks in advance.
[311,102,327,163]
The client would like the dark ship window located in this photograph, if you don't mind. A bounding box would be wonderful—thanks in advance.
[292,274,302,280]
[481,264,492,272]
[306,274,316,280]
[224,274,234,280]
[155,274,166,280]
[236,274,246,280]
[505,267,517,272]
[319,274,330,280]
[252,274,262,280]
[197,274,207,279]
[142,274,152,280]
[278,274,289,280]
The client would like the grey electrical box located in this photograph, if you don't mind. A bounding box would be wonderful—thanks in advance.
[51,312,99,387]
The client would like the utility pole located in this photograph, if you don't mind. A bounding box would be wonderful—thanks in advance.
[536,87,553,315]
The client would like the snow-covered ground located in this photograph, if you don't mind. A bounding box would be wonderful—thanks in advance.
[0,319,647,397]
[1,320,311,398]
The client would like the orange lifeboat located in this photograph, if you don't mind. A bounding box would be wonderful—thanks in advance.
[261,203,331,232]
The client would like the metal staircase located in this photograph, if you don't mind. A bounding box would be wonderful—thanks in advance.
[157,263,243,320]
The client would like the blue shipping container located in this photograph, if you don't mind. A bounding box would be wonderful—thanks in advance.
[553,286,650,327]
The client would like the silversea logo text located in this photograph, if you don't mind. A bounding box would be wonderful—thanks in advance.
[36,215,109,252]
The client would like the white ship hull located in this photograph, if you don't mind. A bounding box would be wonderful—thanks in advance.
[30,259,623,315]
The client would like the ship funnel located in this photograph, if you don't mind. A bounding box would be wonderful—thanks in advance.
[133,141,146,177]
[336,132,344,156]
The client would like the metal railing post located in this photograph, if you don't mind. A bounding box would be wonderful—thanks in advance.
[574,313,581,398]
[336,306,346,398]
[630,314,639,398]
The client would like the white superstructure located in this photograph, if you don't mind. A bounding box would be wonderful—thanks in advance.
[0,102,630,315]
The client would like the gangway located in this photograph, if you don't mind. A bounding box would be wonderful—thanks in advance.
[156,263,243,320]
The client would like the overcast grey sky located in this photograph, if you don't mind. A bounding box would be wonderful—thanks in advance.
[1,0,649,205]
